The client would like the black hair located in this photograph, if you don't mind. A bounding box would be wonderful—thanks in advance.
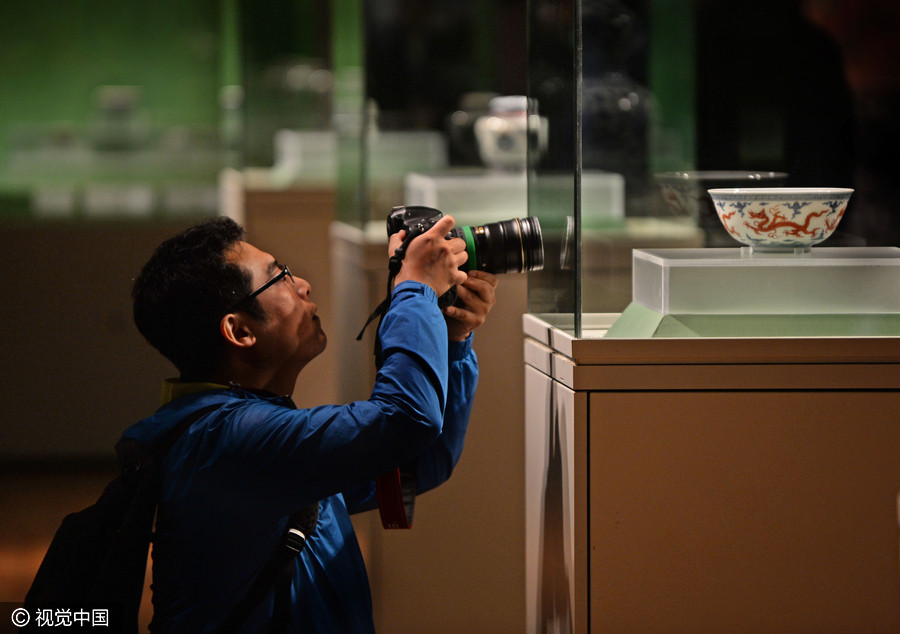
[132,216,265,381]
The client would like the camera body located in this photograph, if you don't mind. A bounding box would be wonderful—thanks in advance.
[386,204,544,309]
[387,205,445,243]
[387,206,460,308]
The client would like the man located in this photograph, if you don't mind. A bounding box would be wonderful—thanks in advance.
[124,214,497,632]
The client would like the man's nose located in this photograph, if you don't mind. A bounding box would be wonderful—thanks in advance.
[295,277,311,297]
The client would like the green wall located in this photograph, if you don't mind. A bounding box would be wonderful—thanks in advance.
[0,0,221,163]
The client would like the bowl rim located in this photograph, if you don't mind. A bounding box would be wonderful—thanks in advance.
[707,187,854,196]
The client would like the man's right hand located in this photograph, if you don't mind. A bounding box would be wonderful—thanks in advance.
[391,215,469,297]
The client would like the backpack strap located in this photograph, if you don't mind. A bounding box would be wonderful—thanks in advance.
[217,503,320,634]
[115,405,215,473]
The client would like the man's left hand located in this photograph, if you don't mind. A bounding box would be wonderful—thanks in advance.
[443,270,499,342]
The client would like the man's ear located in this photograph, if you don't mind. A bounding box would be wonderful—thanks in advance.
[220,312,257,348]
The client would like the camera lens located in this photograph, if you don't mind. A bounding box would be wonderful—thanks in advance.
[451,216,544,274]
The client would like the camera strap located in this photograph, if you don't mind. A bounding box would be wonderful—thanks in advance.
[356,231,416,366]
[356,232,418,529]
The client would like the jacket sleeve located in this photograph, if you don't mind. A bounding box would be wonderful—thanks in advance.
[343,334,478,514]
[412,334,477,491]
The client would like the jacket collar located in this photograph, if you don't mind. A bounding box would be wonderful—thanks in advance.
[160,378,230,405]
[160,378,294,408]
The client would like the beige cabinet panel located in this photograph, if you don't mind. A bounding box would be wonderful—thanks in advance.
[589,390,900,633]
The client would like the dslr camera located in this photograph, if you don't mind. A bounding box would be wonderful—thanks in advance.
[386,205,544,275]
[386,205,544,308]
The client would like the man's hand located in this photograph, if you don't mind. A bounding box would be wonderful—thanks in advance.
[391,215,468,296]
[443,270,498,341]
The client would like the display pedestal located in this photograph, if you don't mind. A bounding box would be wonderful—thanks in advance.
[404,169,626,225]
[524,313,900,633]
[632,246,900,315]
[606,246,900,338]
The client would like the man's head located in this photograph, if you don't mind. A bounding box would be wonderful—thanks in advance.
[134,217,326,391]
[132,217,264,381]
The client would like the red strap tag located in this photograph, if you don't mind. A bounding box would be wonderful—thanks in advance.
[376,467,415,529]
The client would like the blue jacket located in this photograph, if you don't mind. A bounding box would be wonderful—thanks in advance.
[121,282,479,633]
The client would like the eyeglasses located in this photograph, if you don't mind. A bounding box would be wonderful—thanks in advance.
[232,263,294,309]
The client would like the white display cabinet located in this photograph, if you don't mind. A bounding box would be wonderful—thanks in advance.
[523,311,900,633]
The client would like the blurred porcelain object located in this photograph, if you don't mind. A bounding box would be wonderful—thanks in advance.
[475,96,548,171]
[707,187,853,253]
[446,92,498,166]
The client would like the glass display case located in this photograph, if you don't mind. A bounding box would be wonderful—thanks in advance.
[333,0,529,229]
[527,0,703,335]
[525,0,898,338]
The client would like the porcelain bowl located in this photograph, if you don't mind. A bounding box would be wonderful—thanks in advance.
[654,171,788,246]
[707,187,854,252]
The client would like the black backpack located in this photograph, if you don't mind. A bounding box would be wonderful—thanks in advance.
[23,407,319,633]
[23,411,207,633]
